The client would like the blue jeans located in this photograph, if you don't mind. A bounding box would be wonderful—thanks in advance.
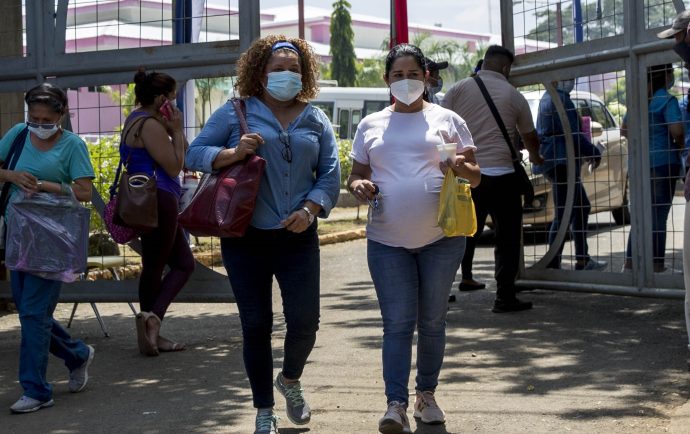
[368,236,465,405]
[626,164,679,265]
[545,165,591,267]
[221,223,320,409]
[11,271,90,402]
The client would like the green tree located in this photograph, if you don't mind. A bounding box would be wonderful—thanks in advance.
[195,77,228,129]
[105,83,136,118]
[86,134,120,231]
[329,0,357,86]
[603,76,625,106]
[412,33,486,90]
[355,57,386,87]
[357,33,486,90]
[520,0,675,45]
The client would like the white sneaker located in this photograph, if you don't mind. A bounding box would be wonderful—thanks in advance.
[10,396,54,414]
[413,390,446,424]
[378,401,412,434]
[69,345,95,393]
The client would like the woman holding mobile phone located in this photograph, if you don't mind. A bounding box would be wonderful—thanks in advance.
[121,69,194,356]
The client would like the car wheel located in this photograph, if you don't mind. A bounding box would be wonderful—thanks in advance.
[611,179,630,225]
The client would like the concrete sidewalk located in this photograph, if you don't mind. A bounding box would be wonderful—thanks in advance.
[0,239,688,433]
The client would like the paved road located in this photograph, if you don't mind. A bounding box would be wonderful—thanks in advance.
[0,238,688,433]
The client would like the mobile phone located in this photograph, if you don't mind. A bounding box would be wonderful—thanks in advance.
[159,100,173,121]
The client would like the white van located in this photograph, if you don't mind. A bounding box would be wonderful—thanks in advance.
[312,87,390,140]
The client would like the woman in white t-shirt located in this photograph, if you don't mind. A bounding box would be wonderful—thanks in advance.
[348,44,480,434]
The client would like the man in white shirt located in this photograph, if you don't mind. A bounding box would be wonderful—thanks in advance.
[443,45,543,313]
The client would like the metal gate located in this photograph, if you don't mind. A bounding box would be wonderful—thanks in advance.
[504,0,688,298]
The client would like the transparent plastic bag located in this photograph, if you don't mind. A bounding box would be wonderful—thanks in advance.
[5,191,90,282]
[438,170,477,237]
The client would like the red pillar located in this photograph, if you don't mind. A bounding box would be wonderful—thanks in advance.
[390,0,408,48]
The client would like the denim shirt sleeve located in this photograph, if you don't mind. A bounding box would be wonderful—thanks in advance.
[186,101,237,173]
[306,107,341,218]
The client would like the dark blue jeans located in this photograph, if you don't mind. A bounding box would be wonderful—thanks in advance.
[545,165,591,268]
[221,223,320,409]
[11,271,90,402]
[626,164,679,265]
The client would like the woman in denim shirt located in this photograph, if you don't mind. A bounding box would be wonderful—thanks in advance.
[186,35,340,434]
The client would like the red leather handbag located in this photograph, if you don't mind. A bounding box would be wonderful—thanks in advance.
[178,99,265,237]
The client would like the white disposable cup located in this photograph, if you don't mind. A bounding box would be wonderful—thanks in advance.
[436,142,457,160]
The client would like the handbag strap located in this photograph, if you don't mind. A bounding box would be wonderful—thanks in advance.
[473,76,520,163]
[111,114,157,198]
[0,126,29,215]
[230,98,249,136]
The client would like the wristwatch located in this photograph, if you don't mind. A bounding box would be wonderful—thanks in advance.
[301,206,315,224]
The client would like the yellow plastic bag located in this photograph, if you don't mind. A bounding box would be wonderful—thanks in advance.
[438,169,477,237]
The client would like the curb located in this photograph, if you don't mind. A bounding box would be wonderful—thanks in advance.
[318,228,366,246]
[91,230,368,279]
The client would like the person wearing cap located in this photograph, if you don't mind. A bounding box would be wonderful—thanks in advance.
[425,57,448,104]
[186,35,340,434]
[657,10,690,362]
[658,10,690,62]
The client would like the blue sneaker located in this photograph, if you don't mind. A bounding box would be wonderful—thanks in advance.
[254,408,278,434]
[274,372,311,425]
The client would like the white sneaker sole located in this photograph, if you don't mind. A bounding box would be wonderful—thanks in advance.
[10,399,54,414]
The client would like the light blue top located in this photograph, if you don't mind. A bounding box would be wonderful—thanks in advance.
[678,93,690,172]
[186,97,341,230]
[648,88,682,169]
[0,123,95,194]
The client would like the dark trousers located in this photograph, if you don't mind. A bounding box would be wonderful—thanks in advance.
[221,223,320,409]
[545,165,591,267]
[139,190,195,319]
[461,173,523,300]
[626,164,679,265]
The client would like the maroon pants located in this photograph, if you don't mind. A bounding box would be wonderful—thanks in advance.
[139,189,195,319]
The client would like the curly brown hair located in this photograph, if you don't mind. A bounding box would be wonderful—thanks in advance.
[235,34,320,102]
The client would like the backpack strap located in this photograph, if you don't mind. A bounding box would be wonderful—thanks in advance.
[0,126,30,214]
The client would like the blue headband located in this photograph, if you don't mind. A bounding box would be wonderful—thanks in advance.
[271,41,301,56]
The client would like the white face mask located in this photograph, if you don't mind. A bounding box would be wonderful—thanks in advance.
[390,79,425,106]
[27,123,60,140]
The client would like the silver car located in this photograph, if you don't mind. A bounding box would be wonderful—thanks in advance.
[520,90,629,228]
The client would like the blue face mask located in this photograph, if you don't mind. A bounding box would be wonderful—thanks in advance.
[265,71,303,101]
[429,78,443,95]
